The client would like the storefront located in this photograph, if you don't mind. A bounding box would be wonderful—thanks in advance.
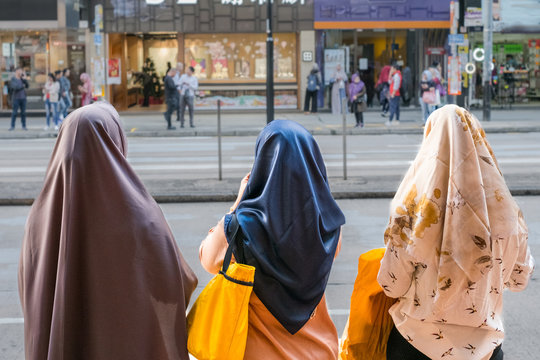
[96,0,315,110]
[313,0,450,108]
[0,0,89,111]
[464,0,540,104]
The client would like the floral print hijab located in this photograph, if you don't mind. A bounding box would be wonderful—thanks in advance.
[385,104,527,285]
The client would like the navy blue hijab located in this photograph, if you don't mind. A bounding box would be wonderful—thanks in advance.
[224,120,345,334]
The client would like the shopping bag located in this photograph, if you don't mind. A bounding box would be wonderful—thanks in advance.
[339,248,396,360]
[422,89,436,105]
[187,215,255,360]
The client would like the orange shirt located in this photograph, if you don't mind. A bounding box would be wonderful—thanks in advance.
[199,218,339,360]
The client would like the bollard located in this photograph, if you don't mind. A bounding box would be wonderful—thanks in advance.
[217,99,223,181]
[341,98,347,180]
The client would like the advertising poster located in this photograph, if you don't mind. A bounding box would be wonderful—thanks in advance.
[107,58,121,85]
[448,56,461,96]
[323,49,346,85]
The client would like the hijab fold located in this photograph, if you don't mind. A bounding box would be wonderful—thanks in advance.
[225,120,345,334]
[19,102,197,360]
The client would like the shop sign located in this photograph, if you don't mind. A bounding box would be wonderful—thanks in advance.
[2,43,14,56]
[426,47,445,55]
[464,7,482,27]
[302,51,313,62]
[448,34,466,46]
[496,44,523,54]
[221,0,305,5]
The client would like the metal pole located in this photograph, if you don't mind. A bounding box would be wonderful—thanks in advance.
[482,0,492,121]
[217,99,223,181]
[266,0,274,124]
[342,98,347,180]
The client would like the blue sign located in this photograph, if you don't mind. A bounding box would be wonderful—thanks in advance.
[94,34,102,46]
[448,34,466,45]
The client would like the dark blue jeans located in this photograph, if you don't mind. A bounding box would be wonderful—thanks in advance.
[389,96,400,121]
[11,98,27,129]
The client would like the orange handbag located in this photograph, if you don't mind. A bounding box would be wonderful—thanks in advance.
[339,248,397,360]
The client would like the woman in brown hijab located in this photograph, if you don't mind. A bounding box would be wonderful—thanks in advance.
[18,102,198,360]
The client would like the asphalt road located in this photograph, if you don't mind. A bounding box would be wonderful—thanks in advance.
[0,132,539,185]
[1,198,539,359]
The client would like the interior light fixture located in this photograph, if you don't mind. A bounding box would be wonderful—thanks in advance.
[145,0,165,4]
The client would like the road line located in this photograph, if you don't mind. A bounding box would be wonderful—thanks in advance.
[0,318,23,325]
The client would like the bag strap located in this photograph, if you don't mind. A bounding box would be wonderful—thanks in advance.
[222,214,240,274]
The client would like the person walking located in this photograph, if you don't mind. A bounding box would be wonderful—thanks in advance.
[199,120,346,359]
[59,68,72,119]
[378,105,534,360]
[163,68,178,130]
[376,65,391,117]
[331,64,348,114]
[78,73,92,106]
[43,73,61,131]
[173,62,184,122]
[304,63,321,114]
[430,61,445,108]
[18,102,198,360]
[348,73,366,128]
[9,67,29,131]
[54,70,65,121]
[385,63,402,126]
[178,66,198,128]
[419,68,435,124]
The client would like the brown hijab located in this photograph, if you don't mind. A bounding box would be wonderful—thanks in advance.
[18,102,197,360]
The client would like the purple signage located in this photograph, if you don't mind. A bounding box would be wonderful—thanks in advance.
[314,0,451,24]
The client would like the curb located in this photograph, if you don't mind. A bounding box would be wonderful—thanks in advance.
[2,188,538,206]
[2,126,540,139]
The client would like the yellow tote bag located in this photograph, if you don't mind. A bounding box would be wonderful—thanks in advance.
[339,248,396,360]
[187,216,255,360]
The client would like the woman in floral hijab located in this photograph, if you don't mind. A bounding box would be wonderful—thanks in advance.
[378,105,534,360]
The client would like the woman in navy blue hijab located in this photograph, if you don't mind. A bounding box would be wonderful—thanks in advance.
[200,120,345,360]
[199,119,345,358]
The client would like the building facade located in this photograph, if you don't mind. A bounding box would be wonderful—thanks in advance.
[90,0,316,110]
[0,0,90,110]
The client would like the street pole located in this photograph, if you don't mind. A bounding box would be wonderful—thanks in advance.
[266,0,274,124]
[342,99,347,180]
[482,0,492,121]
[217,99,222,181]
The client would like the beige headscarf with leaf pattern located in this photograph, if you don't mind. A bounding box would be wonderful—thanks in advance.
[385,104,523,287]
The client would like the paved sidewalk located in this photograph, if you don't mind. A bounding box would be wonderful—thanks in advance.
[2,105,540,139]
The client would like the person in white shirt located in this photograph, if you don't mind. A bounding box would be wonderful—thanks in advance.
[178,66,198,128]
[173,62,183,122]
[377,105,534,360]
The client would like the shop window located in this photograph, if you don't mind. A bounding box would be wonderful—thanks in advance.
[184,33,297,82]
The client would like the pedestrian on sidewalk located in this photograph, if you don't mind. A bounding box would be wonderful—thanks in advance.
[199,120,346,359]
[43,73,61,131]
[377,105,534,360]
[179,66,198,128]
[348,73,366,128]
[376,65,391,117]
[419,68,435,124]
[163,68,178,130]
[304,63,321,114]
[385,63,402,126]
[8,67,29,131]
[173,62,184,122]
[55,70,65,122]
[18,102,198,360]
[59,68,72,119]
[331,64,348,115]
[78,73,92,106]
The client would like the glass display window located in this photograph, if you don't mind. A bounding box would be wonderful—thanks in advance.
[184,33,297,83]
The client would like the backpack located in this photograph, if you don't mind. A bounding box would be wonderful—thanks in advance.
[307,73,318,92]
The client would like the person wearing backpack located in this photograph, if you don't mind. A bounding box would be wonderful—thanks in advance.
[304,63,322,114]
[9,67,29,131]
